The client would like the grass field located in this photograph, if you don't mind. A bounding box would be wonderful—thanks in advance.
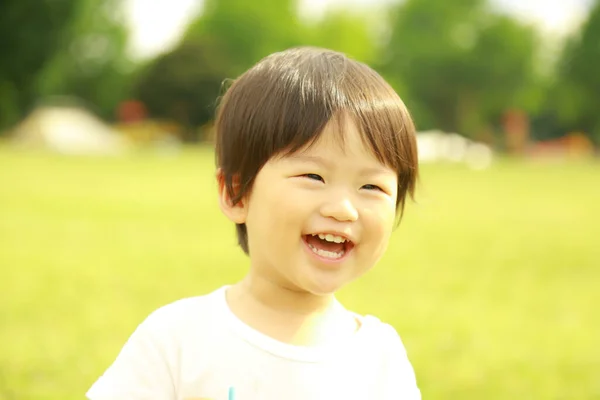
[0,144,599,399]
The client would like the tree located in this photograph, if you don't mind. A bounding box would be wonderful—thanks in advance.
[551,0,600,144]
[300,9,382,66]
[0,1,79,130]
[0,0,132,132]
[134,36,231,140]
[382,0,541,140]
[35,0,133,121]
[133,0,304,135]
[133,0,385,135]
[185,0,304,78]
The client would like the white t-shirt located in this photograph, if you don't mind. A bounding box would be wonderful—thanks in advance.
[87,286,420,400]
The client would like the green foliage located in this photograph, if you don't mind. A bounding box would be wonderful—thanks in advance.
[2,0,600,143]
[36,1,133,121]
[132,0,307,132]
[0,147,598,399]
[134,37,231,139]
[300,10,381,65]
[382,0,541,139]
[186,0,303,76]
[0,1,79,129]
[0,0,132,130]
[551,1,600,143]
[137,0,383,132]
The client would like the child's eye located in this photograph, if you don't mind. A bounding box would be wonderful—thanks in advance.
[362,184,383,192]
[303,173,324,182]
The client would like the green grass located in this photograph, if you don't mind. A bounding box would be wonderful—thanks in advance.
[1,144,599,399]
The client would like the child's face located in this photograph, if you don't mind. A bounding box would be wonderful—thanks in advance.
[233,118,398,295]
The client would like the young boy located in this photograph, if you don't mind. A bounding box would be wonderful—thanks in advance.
[87,47,420,400]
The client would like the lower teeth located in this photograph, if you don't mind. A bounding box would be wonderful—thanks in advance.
[308,244,344,259]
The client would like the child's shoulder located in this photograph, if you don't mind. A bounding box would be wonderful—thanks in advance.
[353,313,411,355]
[355,313,418,388]
[138,286,227,332]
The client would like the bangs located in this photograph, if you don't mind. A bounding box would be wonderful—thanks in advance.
[283,67,417,177]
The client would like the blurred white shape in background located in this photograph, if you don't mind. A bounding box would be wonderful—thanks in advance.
[417,130,493,170]
[11,106,129,156]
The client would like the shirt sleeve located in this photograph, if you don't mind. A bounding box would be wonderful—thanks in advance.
[380,324,421,400]
[86,310,178,400]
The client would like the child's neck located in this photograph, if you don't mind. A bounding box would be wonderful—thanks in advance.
[225,275,359,347]
[237,274,336,314]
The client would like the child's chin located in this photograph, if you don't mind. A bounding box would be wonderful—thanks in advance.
[302,280,346,296]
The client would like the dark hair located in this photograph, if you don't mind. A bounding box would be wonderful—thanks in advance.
[215,47,418,254]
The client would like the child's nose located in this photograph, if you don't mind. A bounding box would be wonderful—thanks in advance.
[319,195,359,222]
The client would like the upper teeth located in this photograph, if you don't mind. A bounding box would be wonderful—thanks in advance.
[313,233,347,243]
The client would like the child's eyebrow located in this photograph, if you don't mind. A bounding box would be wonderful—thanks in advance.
[291,154,393,176]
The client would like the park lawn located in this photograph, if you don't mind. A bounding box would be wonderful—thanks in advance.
[0,144,598,399]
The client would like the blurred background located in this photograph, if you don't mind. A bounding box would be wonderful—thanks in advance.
[0,0,598,399]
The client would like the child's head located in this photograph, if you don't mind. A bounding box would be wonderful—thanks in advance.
[215,47,417,294]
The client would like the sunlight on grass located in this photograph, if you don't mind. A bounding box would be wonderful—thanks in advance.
[1,145,598,399]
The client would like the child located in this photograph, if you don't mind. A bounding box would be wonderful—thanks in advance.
[87,47,421,400]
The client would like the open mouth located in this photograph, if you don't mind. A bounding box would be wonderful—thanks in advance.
[302,233,355,261]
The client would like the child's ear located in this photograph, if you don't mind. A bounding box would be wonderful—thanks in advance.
[216,169,248,224]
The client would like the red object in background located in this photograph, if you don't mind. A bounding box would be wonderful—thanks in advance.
[527,132,595,159]
[117,100,147,123]
[503,109,530,154]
